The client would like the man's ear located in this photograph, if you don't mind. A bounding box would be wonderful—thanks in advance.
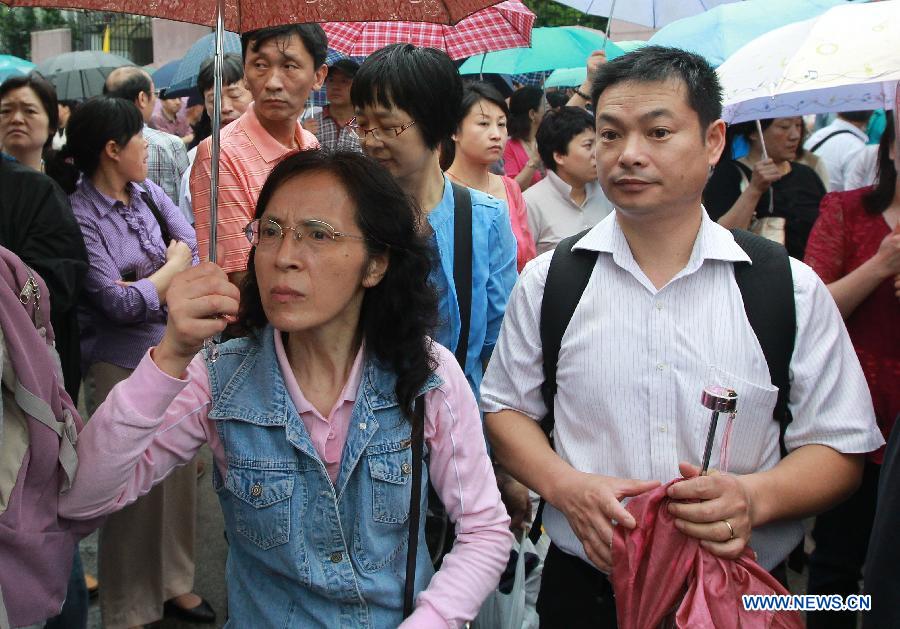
[706,119,727,167]
[312,64,328,93]
[362,251,389,288]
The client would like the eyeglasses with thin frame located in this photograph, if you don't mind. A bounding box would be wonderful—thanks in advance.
[245,218,365,249]
[346,117,416,141]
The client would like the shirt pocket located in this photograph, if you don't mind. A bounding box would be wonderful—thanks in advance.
[366,439,413,525]
[697,366,780,474]
[225,467,294,550]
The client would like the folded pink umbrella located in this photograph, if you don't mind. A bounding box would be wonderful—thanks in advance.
[323,0,534,60]
[612,481,804,629]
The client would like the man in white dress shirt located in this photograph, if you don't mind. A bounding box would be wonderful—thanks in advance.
[482,46,884,628]
[524,106,614,255]
[804,111,871,192]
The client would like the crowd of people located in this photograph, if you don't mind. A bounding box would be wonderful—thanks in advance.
[0,20,897,629]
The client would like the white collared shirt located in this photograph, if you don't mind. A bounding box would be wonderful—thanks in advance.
[481,210,883,570]
[803,118,868,192]
[523,170,615,256]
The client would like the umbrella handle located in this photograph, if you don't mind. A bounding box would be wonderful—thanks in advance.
[754,119,775,215]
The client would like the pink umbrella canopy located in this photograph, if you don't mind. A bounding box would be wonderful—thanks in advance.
[2,0,505,29]
[323,0,534,60]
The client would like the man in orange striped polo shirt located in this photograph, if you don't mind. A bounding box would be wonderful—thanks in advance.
[190,24,327,285]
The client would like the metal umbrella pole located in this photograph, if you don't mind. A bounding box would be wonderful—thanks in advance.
[202,0,226,362]
[602,0,617,51]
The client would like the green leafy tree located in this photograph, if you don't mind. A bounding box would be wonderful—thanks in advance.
[522,0,609,30]
[0,7,73,59]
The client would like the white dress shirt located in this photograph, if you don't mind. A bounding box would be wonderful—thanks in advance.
[178,145,198,225]
[524,170,615,256]
[481,210,883,571]
[803,118,868,192]
[844,144,879,191]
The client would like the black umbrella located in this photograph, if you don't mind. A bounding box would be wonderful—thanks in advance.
[35,51,135,100]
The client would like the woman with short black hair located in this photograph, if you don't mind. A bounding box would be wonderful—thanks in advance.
[350,44,517,402]
[0,73,59,172]
[62,95,210,628]
[59,149,513,627]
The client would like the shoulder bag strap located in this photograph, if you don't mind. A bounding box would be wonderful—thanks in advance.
[731,229,796,456]
[538,228,598,437]
[529,228,596,543]
[450,182,473,371]
[404,395,426,618]
[141,190,173,246]
[808,129,856,153]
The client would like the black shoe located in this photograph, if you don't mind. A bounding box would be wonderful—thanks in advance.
[163,598,217,624]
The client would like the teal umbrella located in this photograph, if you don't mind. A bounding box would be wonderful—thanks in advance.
[648,0,860,66]
[459,26,625,75]
[544,67,586,89]
[0,54,35,83]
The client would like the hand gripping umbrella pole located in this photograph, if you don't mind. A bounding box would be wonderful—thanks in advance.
[202,0,226,363]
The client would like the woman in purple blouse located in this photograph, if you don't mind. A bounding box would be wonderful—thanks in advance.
[59,96,214,628]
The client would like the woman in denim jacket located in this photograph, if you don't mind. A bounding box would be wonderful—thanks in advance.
[59,149,513,627]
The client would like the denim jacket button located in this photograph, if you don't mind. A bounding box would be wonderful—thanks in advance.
[330,551,343,563]
[250,482,263,497]
[401,462,412,475]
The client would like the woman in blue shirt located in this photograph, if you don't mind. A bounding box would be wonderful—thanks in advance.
[348,44,518,400]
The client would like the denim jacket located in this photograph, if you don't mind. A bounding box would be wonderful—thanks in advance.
[206,328,440,627]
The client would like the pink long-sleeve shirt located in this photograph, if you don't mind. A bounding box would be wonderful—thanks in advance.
[59,331,512,628]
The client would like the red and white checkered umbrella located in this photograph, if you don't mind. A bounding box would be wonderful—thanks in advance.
[323,0,534,60]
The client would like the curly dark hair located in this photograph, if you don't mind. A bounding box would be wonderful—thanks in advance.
[238,149,438,418]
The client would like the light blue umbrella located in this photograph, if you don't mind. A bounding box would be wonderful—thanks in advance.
[543,40,647,88]
[165,30,242,97]
[0,54,35,83]
[459,26,625,76]
[544,67,586,89]
[648,0,863,67]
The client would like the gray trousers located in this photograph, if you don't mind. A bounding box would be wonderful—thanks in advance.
[86,362,198,629]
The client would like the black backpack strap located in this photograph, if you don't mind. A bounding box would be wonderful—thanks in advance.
[731,229,796,456]
[404,395,426,618]
[141,190,173,246]
[808,129,856,153]
[530,229,597,543]
[538,229,598,437]
[451,182,473,371]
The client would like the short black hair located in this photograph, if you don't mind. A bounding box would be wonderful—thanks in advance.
[197,53,245,97]
[0,73,59,148]
[440,81,509,170]
[239,149,438,417]
[350,44,462,151]
[53,95,144,191]
[838,110,873,124]
[591,45,723,131]
[536,106,595,173]
[328,58,360,80]
[507,86,544,141]
[103,66,153,103]
[545,90,569,110]
[241,24,328,69]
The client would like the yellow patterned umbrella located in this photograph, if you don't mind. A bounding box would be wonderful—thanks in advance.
[717,0,899,123]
